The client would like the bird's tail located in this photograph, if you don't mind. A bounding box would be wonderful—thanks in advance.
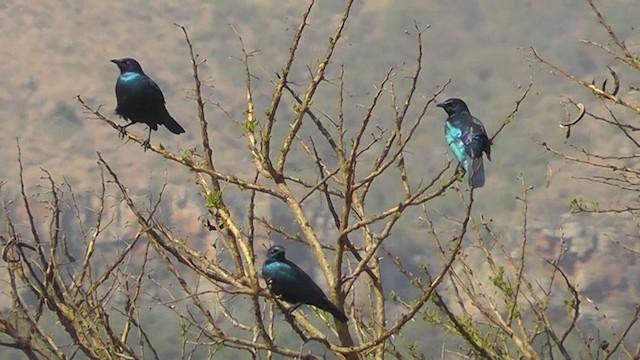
[466,157,485,188]
[319,299,348,322]
[325,301,349,322]
[163,114,186,135]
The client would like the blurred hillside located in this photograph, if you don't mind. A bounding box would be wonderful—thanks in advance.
[1,0,639,355]
[0,0,636,218]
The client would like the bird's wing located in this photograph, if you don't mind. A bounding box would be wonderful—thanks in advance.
[141,75,167,104]
[284,260,320,285]
[472,116,488,136]
[285,260,336,306]
[469,116,491,159]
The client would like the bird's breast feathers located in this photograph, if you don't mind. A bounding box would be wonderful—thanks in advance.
[119,72,142,82]
[444,121,462,144]
[264,261,297,281]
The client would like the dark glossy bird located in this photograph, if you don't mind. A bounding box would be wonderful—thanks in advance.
[111,58,185,150]
[437,98,491,188]
[262,245,348,323]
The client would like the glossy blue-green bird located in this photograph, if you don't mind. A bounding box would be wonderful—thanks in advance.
[262,245,348,322]
[437,98,491,188]
[111,58,185,150]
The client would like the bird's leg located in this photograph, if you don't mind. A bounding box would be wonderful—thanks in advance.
[281,303,303,324]
[117,122,135,139]
[141,127,152,151]
[288,303,302,313]
[455,163,466,181]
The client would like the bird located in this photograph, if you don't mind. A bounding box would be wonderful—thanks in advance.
[262,245,348,323]
[437,98,491,188]
[111,58,185,150]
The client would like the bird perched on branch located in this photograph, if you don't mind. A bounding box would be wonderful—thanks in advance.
[111,58,185,150]
[262,245,348,323]
[437,98,491,188]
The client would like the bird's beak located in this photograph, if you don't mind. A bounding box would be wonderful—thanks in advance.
[436,103,444,108]
[110,59,120,65]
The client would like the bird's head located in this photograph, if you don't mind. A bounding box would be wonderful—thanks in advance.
[266,245,286,260]
[436,98,470,116]
[111,58,145,74]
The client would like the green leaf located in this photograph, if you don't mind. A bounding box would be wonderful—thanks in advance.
[205,191,223,209]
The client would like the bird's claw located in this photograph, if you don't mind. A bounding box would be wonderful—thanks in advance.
[117,125,127,139]
[453,165,466,182]
[141,140,151,151]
